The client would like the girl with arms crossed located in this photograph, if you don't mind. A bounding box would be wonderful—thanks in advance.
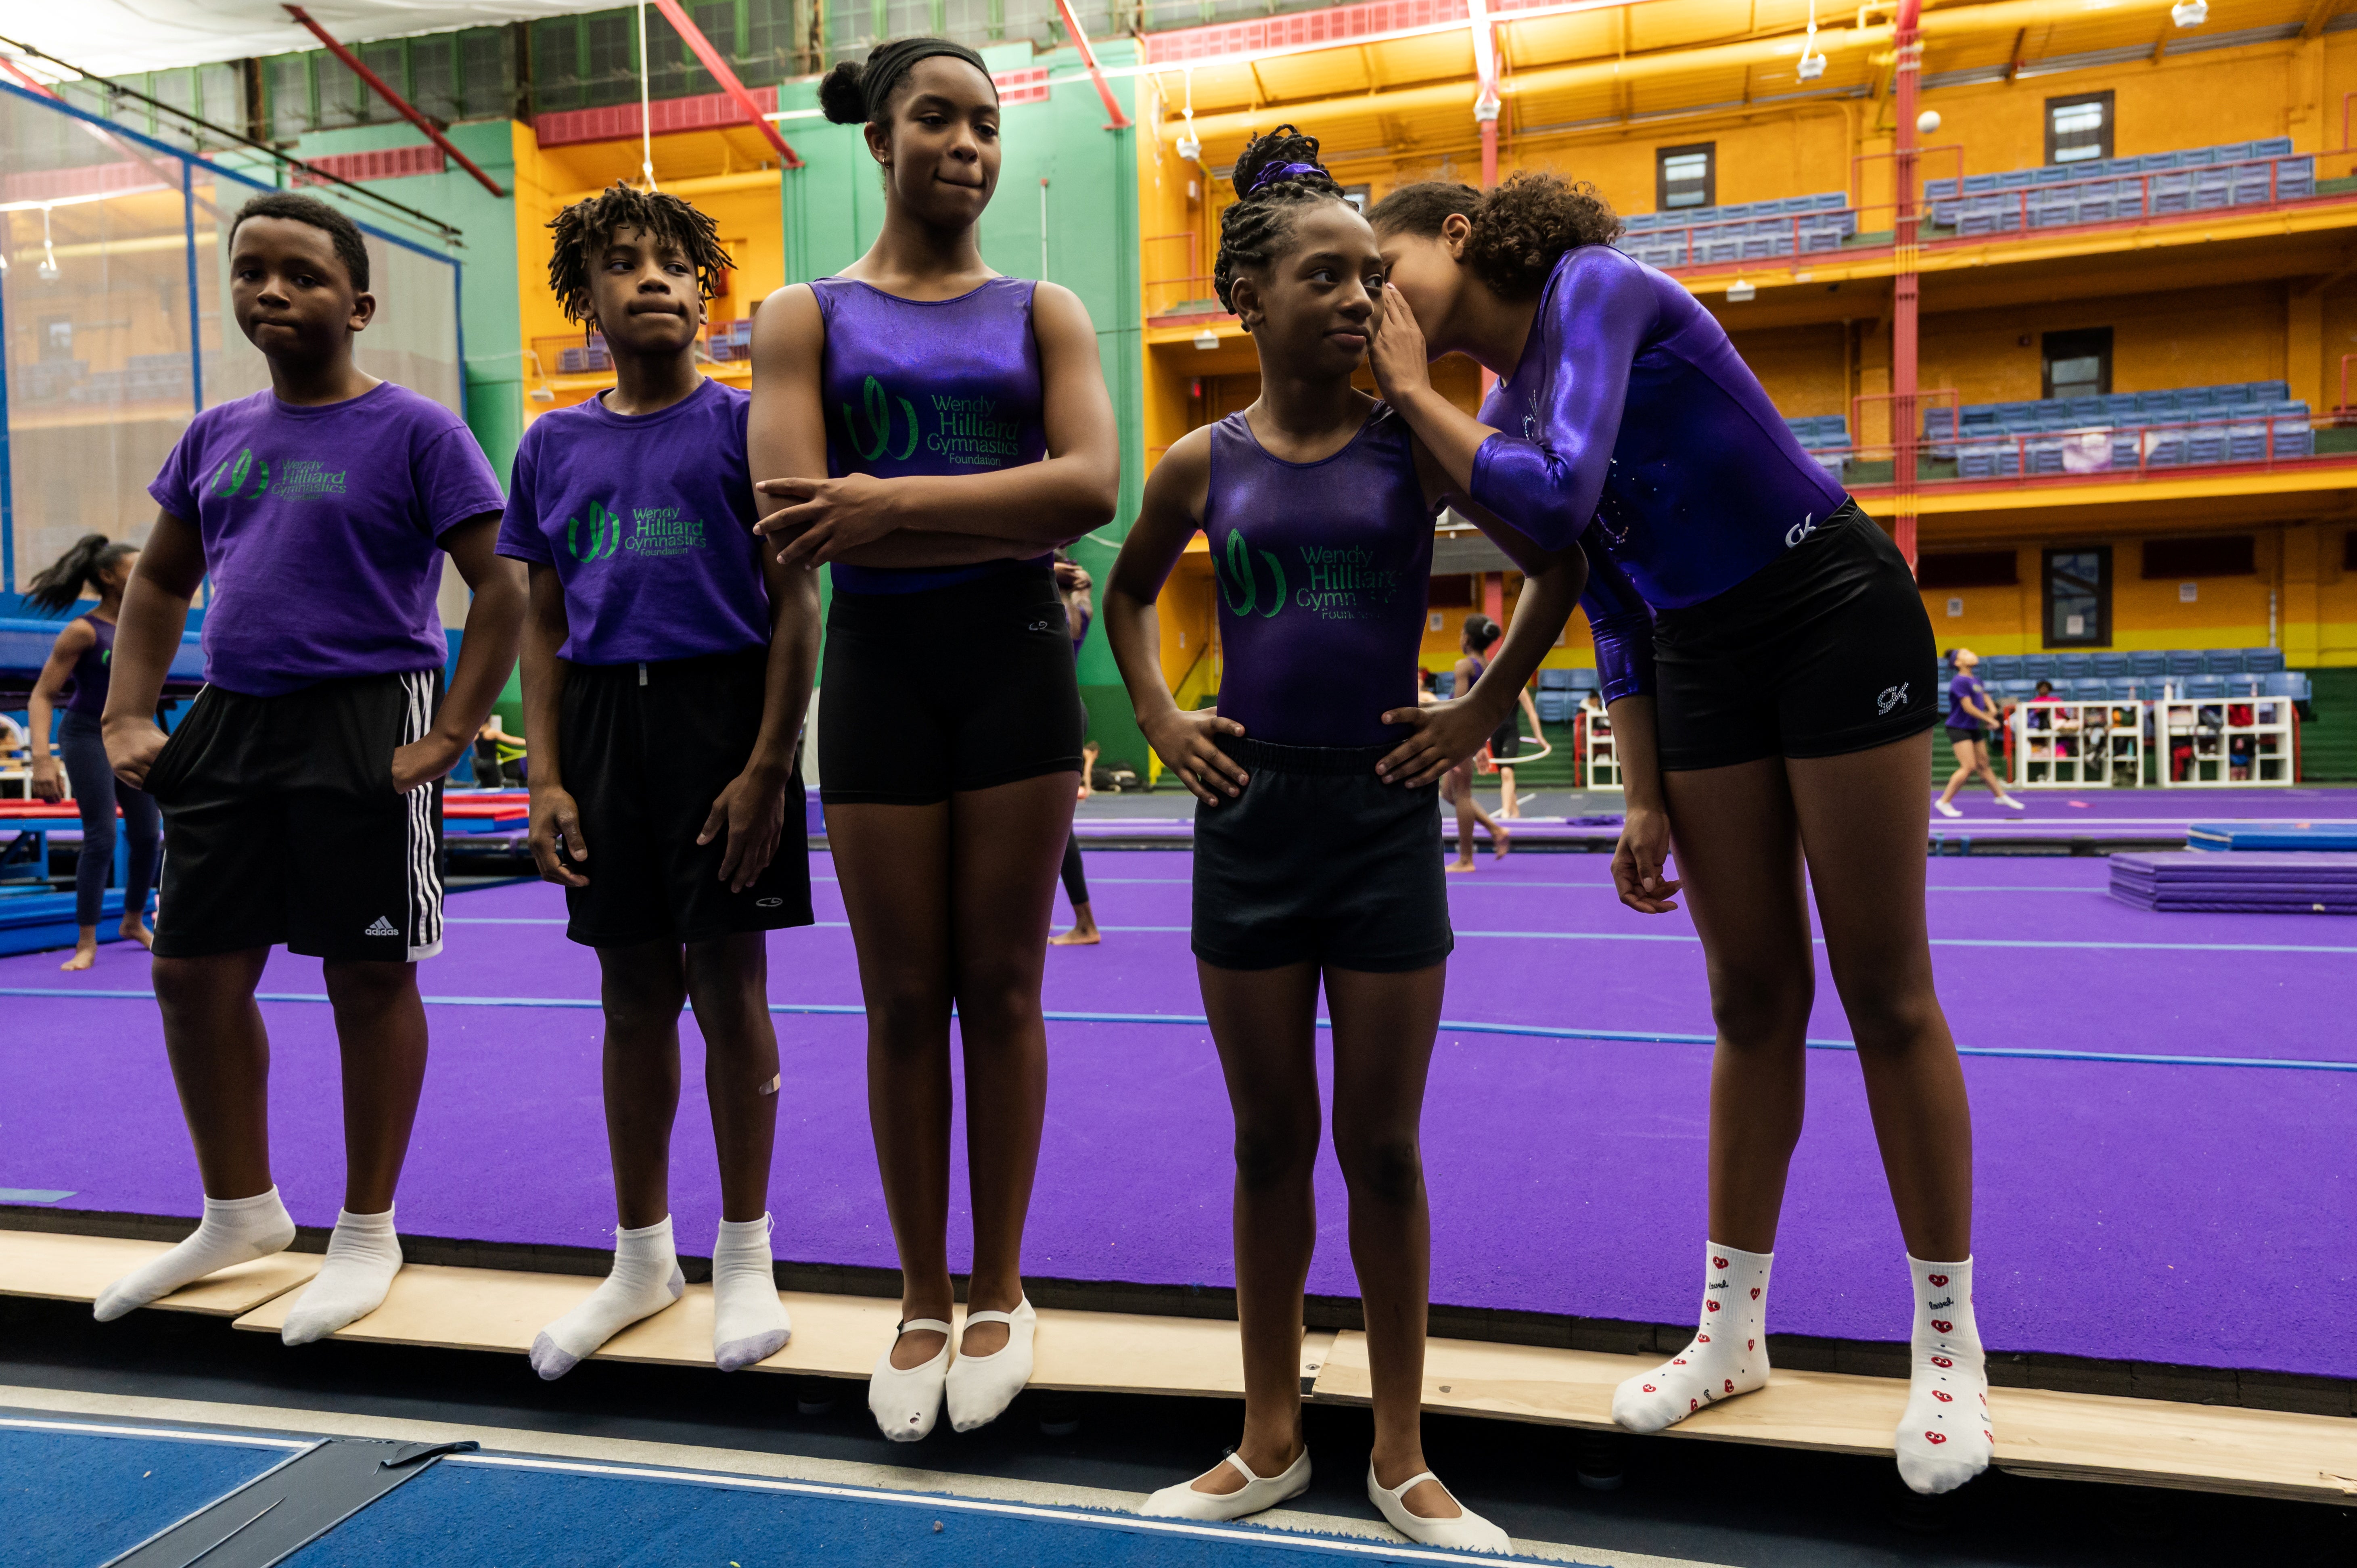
[747,38,1118,1440]
[23,535,161,968]
[1368,174,1990,1495]
[1106,131,1583,1547]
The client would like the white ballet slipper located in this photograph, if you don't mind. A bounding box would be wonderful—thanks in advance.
[1140,1448,1311,1521]
[868,1318,952,1443]
[943,1297,1035,1433]
[1366,1463,1512,1553]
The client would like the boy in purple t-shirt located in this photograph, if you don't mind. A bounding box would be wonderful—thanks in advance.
[499,186,819,1378]
[93,193,527,1341]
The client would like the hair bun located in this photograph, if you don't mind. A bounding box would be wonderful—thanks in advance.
[1229,123,1326,200]
[819,60,868,124]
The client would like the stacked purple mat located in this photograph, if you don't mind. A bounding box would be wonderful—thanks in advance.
[2108,851,2357,913]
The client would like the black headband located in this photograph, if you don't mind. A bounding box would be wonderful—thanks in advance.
[859,38,993,120]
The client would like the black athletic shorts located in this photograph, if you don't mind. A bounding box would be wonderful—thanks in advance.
[145,670,445,962]
[1653,500,1939,772]
[557,647,814,948]
[819,561,1084,805]
[1945,724,1987,747]
[1489,715,1522,761]
[1192,737,1453,974]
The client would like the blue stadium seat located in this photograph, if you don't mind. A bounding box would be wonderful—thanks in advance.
[2131,651,2169,677]
[1537,669,1575,690]
[1568,669,1599,691]
[2137,151,2181,171]
[2018,656,2056,680]
[1537,692,1571,723]
[2185,674,2228,698]
[1997,678,2040,698]
[2252,136,2292,156]
[2202,649,2245,674]
[2092,652,2131,677]
[2244,647,2285,674]
[2054,654,2094,677]
[2167,651,2206,675]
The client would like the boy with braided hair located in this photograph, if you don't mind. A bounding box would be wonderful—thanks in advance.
[501,184,820,1377]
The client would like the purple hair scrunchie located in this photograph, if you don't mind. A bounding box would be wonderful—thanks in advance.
[1247,160,1326,196]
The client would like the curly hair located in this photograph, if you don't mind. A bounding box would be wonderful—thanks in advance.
[1367,171,1621,301]
[1213,125,1351,316]
[546,185,734,326]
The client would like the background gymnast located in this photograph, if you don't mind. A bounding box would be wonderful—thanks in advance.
[1368,171,1991,1495]
[502,186,816,1382]
[1107,128,1583,1549]
[22,534,161,969]
[1935,648,2021,816]
[1441,612,1512,869]
[746,36,1119,1442]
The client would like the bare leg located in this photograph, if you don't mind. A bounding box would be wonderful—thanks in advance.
[1497,765,1519,819]
[596,939,688,1230]
[153,947,276,1200]
[1936,736,1972,808]
[1327,962,1458,1520]
[1184,959,1323,1497]
[1050,830,1101,945]
[62,925,97,971]
[1788,734,1973,1259]
[1050,901,1101,945]
[828,801,955,1369]
[1660,759,1814,1253]
[948,772,1072,1354]
[1444,766,1503,869]
[685,930,782,1223]
[1972,742,2014,801]
[320,959,429,1215]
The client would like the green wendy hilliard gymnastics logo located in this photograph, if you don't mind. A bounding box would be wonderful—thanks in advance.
[567,500,622,561]
[1218,531,1403,622]
[1217,529,1286,619]
[205,447,346,504]
[843,375,918,463]
[565,500,709,562]
[843,376,1025,468]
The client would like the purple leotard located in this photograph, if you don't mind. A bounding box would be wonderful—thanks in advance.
[65,614,115,717]
[810,276,1049,595]
[1207,405,1439,748]
[1469,246,1847,702]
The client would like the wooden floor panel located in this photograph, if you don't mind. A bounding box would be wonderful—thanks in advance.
[4,1231,2349,1503]
[0,1229,318,1317]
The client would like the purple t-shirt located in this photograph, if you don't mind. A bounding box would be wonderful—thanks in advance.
[496,379,768,665]
[1947,672,1990,730]
[148,381,504,698]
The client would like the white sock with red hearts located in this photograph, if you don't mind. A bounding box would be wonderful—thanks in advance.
[1895,1254,1992,1494]
[1611,1243,1773,1434]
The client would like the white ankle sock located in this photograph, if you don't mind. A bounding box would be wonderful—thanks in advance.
[1895,1254,1993,1494]
[280,1207,403,1346]
[711,1214,791,1372]
[529,1217,684,1379]
[1612,1243,1773,1434]
[93,1187,297,1322]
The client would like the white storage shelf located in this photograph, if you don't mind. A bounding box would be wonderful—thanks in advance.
[2009,700,2145,789]
[1582,713,1622,792]
[2156,689,2294,786]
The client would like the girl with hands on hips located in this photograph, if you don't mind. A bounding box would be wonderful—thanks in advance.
[1103,127,1580,1553]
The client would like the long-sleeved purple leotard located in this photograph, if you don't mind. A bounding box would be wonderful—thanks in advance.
[1469,245,1846,701]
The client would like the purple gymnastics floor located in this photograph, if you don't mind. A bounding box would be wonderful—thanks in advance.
[2,846,2351,1381]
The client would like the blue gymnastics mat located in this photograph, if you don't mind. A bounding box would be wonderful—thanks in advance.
[283,1455,1545,1568]
[0,1419,305,1567]
[2187,820,2357,851]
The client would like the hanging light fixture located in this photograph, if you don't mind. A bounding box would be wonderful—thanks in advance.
[37,204,59,281]
[1796,0,1827,80]
[2170,0,2208,25]
[637,2,658,190]
[1175,68,1202,163]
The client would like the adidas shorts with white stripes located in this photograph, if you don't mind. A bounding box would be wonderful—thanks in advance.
[146,669,445,963]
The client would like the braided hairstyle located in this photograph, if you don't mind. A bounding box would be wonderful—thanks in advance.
[25,533,136,615]
[1462,612,1503,653]
[546,185,734,326]
[1214,126,1351,316]
[1367,171,1621,302]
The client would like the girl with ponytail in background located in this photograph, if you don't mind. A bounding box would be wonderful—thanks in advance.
[1106,129,1582,1548]
[24,534,161,970]
[747,38,1119,1443]
[1366,174,1989,1496]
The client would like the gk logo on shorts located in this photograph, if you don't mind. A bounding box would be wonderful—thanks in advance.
[1784,513,1820,549]
[842,374,918,463]
[1878,682,1911,715]
[1215,527,1287,619]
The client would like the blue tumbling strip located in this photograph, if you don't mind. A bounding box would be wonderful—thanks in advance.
[0,1422,305,1568]
[4,989,2349,1073]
